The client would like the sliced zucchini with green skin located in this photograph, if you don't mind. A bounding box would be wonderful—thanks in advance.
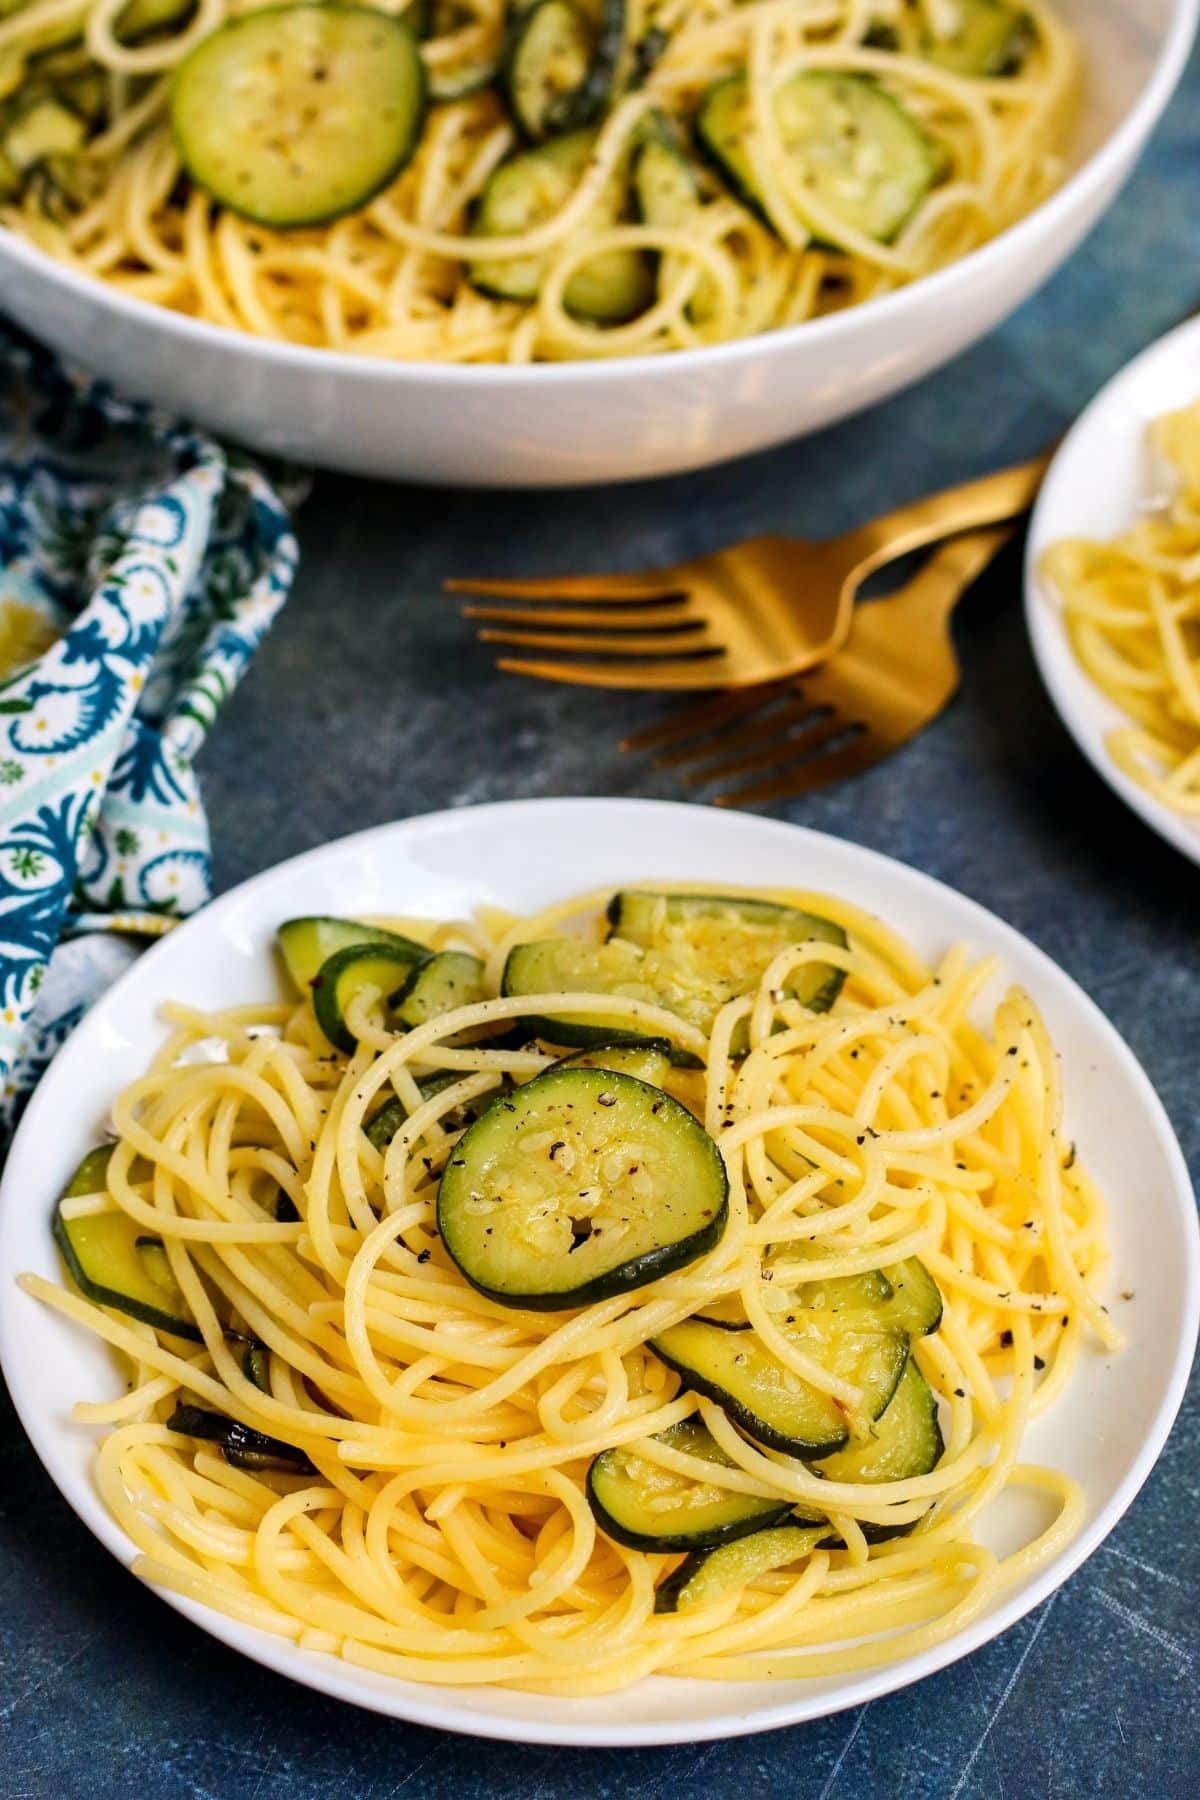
[697,71,939,245]
[655,1522,830,1614]
[608,890,849,1020]
[925,2,1035,76]
[167,1403,315,1474]
[54,1146,201,1341]
[4,99,86,173]
[427,54,500,100]
[467,128,653,322]
[631,119,718,322]
[628,24,669,88]
[170,4,427,229]
[364,1071,487,1151]
[438,1065,728,1309]
[117,0,197,43]
[501,936,694,1056]
[311,942,427,1054]
[549,1038,673,1086]
[651,1288,909,1459]
[134,1235,185,1306]
[243,1343,272,1392]
[393,950,488,1030]
[699,1267,891,1331]
[503,0,623,140]
[878,1257,943,1337]
[817,1355,944,1485]
[587,1417,791,1551]
[504,1,591,139]
[277,916,428,994]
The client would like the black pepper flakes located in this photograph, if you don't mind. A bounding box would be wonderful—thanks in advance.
[999,1328,1013,1348]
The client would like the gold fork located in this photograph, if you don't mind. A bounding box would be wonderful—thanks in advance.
[621,525,1015,806]
[447,454,1048,691]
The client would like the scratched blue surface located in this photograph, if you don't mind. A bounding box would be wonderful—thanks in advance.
[3,43,1200,1800]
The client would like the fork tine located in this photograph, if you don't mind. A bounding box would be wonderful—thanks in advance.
[478,627,721,656]
[445,572,681,603]
[714,733,880,808]
[461,601,695,630]
[658,693,818,771]
[495,654,734,692]
[620,683,793,754]
[682,712,847,787]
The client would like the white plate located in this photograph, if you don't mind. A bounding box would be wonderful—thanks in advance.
[1025,312,1200,868]
[0,800,1195,1746]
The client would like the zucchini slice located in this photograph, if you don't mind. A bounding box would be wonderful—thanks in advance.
[167,1403,314,1474]
[501,936,688,1055]
[170,4,427,228]
[311,942,427,1054]
[502,890,846,1056]
[117,0,197,42]
[655,1522,829,1614]
[879,1256,943,1338]
[242,1342,272,1392]
[437,1065,728,1309]
[631,118,717,322]
[587,1417,791,1551]
[4,99,86,174]
[53,1146,201,1342]
[427,55,501,100]
[817,1355,944,1485]
[925,2,1035,77]
[697,1267,891,1331]
[467,128,653,322]
[549,1038,673,1085]
[652,1282,909,1459]
[503,0,623,141]
[276,915,428,993]
[504,0,591,139]
[393,950,488,1029]
[696,71,939,245]
[364,1070,488,1150]
[609,890,848,1019]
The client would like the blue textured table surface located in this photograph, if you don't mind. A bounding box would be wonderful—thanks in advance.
[3,47,1200,1800]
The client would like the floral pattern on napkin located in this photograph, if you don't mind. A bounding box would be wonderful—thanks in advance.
[0,326,298,1147]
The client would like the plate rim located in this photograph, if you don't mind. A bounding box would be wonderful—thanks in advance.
[1,797,1196,1747]
[1024,311,1200,870]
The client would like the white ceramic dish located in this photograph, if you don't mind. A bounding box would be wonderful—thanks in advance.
[0,799,1196,1745]
[0,1,1195,487]
[1025,312,1200,869]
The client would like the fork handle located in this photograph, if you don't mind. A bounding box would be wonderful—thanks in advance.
[853,451,1053,575]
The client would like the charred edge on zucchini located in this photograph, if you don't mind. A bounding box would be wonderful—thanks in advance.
[167,1402,315,1473]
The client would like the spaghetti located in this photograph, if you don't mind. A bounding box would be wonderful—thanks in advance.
[22,880,1120,1694]
[1041,400,1200,816]
[0,0,1078,362]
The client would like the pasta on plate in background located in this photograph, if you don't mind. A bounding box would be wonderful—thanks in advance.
[0,0,1077,362]
[23,882,1122,1695]
[1041,400,1200,817]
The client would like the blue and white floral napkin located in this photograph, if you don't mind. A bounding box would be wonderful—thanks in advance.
[0,325,299,1149]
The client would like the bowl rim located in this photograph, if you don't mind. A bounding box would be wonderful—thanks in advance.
[0,0,1195,388]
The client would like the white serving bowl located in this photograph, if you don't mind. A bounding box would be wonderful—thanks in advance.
[0,0,1195,488]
